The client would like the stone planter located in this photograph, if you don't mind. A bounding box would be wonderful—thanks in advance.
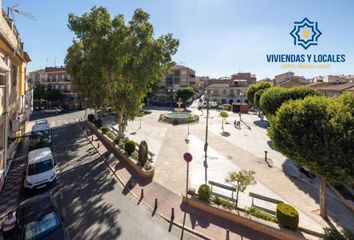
[83,121,155,179]
[182,196,311,240]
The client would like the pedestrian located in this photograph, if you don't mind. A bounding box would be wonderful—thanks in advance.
[1,211,17,240]
[234,120,237,127]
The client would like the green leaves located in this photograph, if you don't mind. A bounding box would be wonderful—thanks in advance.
[177,87,194,103]
[259,86,319,116]
[246,82,271,106]
[268,93,354,184]
[225,170,256,192]
[65,7,179,136]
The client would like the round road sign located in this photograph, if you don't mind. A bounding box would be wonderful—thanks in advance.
[183,152,193,162]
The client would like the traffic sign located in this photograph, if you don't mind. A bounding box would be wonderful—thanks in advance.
[183,152,193,162]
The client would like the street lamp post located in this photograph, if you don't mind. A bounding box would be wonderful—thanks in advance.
[204,90,212,184]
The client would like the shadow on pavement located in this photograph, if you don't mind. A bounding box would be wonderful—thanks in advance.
[281,159,354,233]
[253,120,268,129]
[50,123,122,240]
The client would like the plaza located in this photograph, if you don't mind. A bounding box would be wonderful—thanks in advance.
[108,99,354,234]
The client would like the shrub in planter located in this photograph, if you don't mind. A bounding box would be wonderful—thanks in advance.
[100,127,109,134]
[276,203,299,229]
[88,114,95,122]
[212,197,222,206]
[221,199,235,211]
[246,206,277,223]
[198,184,211,201]
[125,140,136,156]
[114,136,121,145]
[138,140,148,165]
[95,119,103,128]
[323,227,346,240]
[143,162,152,171]
[118,142,125,149]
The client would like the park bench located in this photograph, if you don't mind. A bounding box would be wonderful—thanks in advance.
[208,180,236,202]
[249,192,283,215]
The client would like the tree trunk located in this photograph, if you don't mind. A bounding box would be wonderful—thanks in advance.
[235,182,239,208]
[320,178,328,219]
[117,111,125,138]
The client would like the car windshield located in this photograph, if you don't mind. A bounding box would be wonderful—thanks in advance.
[24,211,60,240]
[28,159,53,176]
[31,131,50,142]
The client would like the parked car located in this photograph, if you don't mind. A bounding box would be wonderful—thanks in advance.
[17,193,69,240]
[29,123,52,150]
[41,107,62,114]
[24,147,56,192]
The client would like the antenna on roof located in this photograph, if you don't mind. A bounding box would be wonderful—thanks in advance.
[7,4,36,23]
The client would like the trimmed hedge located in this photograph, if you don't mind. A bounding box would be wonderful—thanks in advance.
[276,203,299,229]
[198,184,211,201]
[124,140,136,156]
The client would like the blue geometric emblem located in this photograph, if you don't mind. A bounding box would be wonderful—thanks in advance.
[290,18,322,50]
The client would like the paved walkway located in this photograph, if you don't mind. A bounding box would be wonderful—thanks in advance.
[0,135,30,218]
[82,124,294,240]
[112,103,354,234]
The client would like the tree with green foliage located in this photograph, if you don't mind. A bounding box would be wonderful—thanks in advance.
[259,86,319,116]
[177,87,194,107]
[253,88,266,110]
[219,111,228,132]
[246,82,272,106]
[268,93,354,219]
[44,89,62,102]
[33,84,46,100]
[225,170,256,208]
[65,7,179,137]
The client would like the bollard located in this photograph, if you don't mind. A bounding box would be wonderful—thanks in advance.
[226,229,230,240]
[141,189,144,199]
[171,208,175,220]
[154,198,158,210]
[264,150,268,162]
[97,143,100,148]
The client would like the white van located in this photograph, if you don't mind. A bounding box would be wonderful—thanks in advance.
[24,147,57,191]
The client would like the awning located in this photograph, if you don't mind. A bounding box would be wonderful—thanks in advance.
[0,57,10,75]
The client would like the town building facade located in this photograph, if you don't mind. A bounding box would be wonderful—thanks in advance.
[0,4,31,190]
[28,67,81,109]
[150,65,196,105]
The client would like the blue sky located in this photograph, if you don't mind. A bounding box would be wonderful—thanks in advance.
[3,0,354,79]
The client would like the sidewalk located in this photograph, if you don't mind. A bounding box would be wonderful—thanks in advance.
[0,137,29,219]
[81,126,285,240]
